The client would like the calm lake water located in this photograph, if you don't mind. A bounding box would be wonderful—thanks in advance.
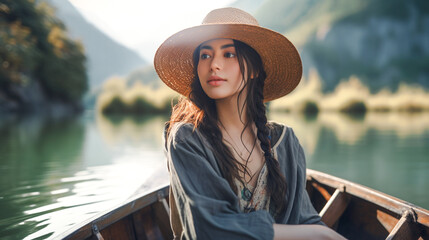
[0,111,428,239]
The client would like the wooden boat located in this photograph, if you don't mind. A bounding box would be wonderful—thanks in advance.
[53,169,429,240]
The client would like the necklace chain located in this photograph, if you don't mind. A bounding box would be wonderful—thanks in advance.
[221,126,250,158]
[218,121,259,185]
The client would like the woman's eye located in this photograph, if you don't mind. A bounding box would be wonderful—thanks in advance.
[225,52,236,58]
[200,53,210,59]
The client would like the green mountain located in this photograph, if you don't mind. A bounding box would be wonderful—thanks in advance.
[233,0,429,92]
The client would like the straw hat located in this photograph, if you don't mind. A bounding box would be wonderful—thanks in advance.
[154,7,302,102]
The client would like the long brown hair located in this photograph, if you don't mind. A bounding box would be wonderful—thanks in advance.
[166,40,287,220]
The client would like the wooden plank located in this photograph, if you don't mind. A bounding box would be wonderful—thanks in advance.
[319,188,350,228]
[308,179,336,213]
[100,216,136,240]
[336,197,392,240]
[55,185,169,240]
[377,209,400,233]
[132,208,149,240]
[306,170,429,229]
[311,181,332,201]
[138,205,164,240]
[153,198,173,240]
[386,210,420,240]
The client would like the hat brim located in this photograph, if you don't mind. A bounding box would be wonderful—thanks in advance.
[154,23,302,102]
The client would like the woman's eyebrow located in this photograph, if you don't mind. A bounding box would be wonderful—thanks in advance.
[200,44,235,50]
[221,44,235,49]
[200,45,213,50]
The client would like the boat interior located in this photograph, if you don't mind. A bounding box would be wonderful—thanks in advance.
[55,170,429,240]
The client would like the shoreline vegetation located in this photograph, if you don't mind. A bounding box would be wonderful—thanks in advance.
[271,69,429,114]
[97,69,429,116]
[96,77,177,115]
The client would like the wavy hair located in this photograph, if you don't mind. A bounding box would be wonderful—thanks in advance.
[166,40,287,220]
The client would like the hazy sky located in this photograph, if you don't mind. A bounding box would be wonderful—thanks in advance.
[69,0,235,61]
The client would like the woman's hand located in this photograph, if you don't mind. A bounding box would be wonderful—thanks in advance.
[273,223,347,240]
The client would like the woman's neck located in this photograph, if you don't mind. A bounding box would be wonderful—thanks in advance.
[215,96,252,137]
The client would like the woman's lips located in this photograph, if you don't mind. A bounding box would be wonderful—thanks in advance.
[207,76,226,86]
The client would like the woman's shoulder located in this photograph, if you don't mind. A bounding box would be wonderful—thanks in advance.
[165,122,204,147]
[267,121,299,148]
[268,122,307,170]
[169,122,195,136]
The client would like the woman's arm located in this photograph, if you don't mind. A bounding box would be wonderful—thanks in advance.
[273,127,347,239]
[278,127,324,225]
[273,224,347,240]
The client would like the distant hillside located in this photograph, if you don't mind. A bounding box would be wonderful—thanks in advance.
[0,0,87,114]
[44,0,147,89]
[232,0,429,92]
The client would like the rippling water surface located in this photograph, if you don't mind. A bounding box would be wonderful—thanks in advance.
[0,111,428,239]
[0,113,169,239]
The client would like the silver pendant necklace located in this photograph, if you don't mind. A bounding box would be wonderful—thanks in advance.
[219,121,259,201]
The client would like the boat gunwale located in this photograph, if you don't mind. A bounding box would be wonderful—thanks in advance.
[50,183,169,240]
[52,170,429,239]
[307,169,429,228]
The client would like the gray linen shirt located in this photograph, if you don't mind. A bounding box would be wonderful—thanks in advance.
[165,122,322,240]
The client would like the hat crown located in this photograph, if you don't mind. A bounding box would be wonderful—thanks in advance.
[202,7,259,26]
[155,7,302,102]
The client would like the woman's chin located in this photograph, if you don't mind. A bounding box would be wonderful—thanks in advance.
[205,92,228,100]
[207,93,233,101]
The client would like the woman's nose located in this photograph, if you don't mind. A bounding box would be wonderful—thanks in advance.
[210,55,222,72]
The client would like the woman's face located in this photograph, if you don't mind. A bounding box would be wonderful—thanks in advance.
[197,38,246,101]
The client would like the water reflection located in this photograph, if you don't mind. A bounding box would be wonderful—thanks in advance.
[1,112,428,239]
[270,111,429,146]
[364,112,429,137]
[96,114,168,148]
[0,113,169,240]
[269,111,429,209]
[0,115,85,239]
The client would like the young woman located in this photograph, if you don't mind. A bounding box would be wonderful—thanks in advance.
[154,7,346,240]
